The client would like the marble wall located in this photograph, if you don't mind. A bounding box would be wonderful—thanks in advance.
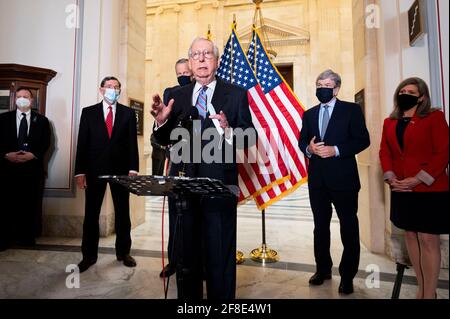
[144,0,449,266]
[144,0,357,163]
[356,0,449,266]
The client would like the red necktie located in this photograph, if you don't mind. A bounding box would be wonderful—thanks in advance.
[105,106,113,138]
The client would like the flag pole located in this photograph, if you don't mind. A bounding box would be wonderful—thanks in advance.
[249,0,278,264]
[230,16,245,265]
[250,209,279,263]
[206,24,212,40]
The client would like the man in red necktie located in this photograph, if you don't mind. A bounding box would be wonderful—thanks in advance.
[75,76,139,273]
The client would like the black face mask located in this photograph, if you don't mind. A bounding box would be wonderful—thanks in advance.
[397,94,419,111]
[316,87,334,104]
[177,75,192,87]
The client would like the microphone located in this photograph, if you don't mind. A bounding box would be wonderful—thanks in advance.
[178,107,199,128]
[187,106,199,121]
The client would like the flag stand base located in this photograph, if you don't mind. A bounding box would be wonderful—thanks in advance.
[236,250,245,264]
[250,244,279,263]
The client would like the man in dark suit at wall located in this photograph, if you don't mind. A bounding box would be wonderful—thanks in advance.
[150,37,254,299]
[75,76,139,273]
[299,69,370,295]
[0,87,51,251]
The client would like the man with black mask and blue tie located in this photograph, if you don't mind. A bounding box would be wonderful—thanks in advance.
[0,87,50,250]
[299,69,370,295]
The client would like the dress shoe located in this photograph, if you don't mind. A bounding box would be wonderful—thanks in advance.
[117,255,137,267]
[309,272,332,285]
[338,280,354,294]
[16,239,36,247]
[0,240,12,252]
[159,264,176,278]
[77,259,97,273]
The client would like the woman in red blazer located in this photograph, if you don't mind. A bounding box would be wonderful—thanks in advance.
[379,77,449,299]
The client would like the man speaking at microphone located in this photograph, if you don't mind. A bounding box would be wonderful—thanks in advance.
[151,37,254,299]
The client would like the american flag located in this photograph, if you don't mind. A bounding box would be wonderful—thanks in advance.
[247,28,307,207]
[216,26,307,209]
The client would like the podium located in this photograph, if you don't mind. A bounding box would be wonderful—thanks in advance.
[99,175,236,298]
[100,175,235,197]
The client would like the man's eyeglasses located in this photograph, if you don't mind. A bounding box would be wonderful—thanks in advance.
[103,86,121,91]
[190,50,215,60]
[316,84,336,89]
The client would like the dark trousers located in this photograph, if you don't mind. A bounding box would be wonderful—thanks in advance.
[309,187,360,282]
[175,194,237,300]
[81,176,132,260]
[0,163,43,246]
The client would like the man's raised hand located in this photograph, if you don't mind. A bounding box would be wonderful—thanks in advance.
[151,94,174,126]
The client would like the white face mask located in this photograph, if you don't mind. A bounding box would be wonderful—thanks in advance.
[16,97,31,110]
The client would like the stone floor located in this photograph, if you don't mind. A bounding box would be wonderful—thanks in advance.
[0,187,448,299]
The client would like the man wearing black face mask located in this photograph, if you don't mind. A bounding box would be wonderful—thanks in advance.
[150,58,193,278]
[299,69,370,295]
[163,58,194,106]
[151,58,193,178]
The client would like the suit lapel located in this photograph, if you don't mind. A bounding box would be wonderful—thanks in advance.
[389,119,403,154]
[94,103,110,139]
[311,104,321,139]
[402,114,420,153]
[111,104,124,140]
[9,111,17,139]
[322,99,343,140]
[28,111,39,138]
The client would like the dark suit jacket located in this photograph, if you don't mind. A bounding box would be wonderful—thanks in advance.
[75,102,139,177]
[153,78,254,186]
[150,84,183,147]
[299,99,370,191]
[163,85,181,105]
[0,110,51,175]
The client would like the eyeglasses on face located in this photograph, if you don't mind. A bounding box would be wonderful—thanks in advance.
[103,86,121,91]
[316,84,336,89]
[190,50,214,60]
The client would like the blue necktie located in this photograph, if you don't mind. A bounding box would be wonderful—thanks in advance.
[320,104,330,140]
[195,86,208,120]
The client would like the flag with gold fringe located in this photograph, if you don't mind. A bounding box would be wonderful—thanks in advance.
[217,24,307,210]
[246,27,307,207]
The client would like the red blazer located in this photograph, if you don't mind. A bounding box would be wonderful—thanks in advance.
[379,110,449,192]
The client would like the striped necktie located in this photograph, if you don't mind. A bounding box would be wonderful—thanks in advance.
[195,86,208,119]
